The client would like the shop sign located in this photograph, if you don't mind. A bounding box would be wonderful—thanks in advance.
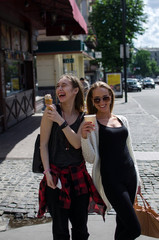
[63,58,74,63]
[95,52,102,59]
[120,44,129,58]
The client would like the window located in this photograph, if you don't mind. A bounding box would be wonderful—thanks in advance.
[5,60,25,96]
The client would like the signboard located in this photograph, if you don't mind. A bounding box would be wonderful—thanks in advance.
[95,52,102,59]
[63,58,74,63]
[12,78,20,90]
[120,44,129,58]
[106,73,123,97]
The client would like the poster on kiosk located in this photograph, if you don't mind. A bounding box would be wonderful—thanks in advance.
[106,73,123,98]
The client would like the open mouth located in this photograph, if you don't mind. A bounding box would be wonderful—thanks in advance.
[58,93,66,98]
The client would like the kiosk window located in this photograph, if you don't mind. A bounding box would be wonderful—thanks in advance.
[5,60,25,96]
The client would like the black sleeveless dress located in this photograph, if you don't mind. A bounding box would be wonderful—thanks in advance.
[98,120,136,183]
[98,120,140,240]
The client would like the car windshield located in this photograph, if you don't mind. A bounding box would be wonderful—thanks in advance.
[144,79,153,82]
[128,82,134,85]
[127,79,137,85]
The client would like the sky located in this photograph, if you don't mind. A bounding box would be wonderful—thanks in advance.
[133,0,159,48]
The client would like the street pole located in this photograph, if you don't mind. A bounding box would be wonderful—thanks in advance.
[121,0,127,102]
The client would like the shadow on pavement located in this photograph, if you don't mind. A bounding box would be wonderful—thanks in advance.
[0,114,42,162]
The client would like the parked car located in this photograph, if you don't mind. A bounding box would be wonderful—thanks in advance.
[154,78,159,85]
[143,78,155,89]
[124,78,142,92]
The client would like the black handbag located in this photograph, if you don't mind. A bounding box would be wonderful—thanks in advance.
[32,134,44,173]
[32,105,61,173]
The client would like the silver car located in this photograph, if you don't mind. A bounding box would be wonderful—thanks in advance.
[143,78,155,89]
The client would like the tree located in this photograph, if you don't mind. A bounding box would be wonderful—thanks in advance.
[150,60,159,77]
[89,0,147,72]
[130,49,159,77]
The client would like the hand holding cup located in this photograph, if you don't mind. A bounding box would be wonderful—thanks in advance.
[84,114,96,125]
[81,114,96,139]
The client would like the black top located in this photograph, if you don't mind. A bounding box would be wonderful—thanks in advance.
[48,105,84,168]
[99,120,134,177]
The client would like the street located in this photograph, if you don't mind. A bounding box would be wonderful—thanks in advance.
[128,85,159,120]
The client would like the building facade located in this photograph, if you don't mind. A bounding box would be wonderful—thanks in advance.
[36,40,93,98]
[0,3,37,132]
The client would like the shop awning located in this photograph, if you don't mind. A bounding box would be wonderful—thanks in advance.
[36,40,94,60]
[46,0,88,36]
[0,0,88,36]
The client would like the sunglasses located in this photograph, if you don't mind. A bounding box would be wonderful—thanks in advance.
[93,95,110,104]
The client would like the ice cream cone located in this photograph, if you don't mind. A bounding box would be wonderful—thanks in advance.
[45,94,53,110]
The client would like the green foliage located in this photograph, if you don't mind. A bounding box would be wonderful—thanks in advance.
[150,60,159,77]
[89,0,147,71]
[130,49,159,77]
[85,29,97,42]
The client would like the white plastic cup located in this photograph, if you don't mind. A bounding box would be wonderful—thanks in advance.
[84,114,96,125]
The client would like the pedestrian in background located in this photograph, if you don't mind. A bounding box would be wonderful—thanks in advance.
[81,81,141,240]
[38,75,106,240]
[80,77,90,98]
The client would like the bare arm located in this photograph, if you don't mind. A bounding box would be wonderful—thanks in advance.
[40,110,56,189]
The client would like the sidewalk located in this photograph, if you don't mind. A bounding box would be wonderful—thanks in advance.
[0,214,156,240]
[0,95,159,240]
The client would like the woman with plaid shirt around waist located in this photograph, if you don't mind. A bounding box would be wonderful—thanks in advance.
[38,74,106,240]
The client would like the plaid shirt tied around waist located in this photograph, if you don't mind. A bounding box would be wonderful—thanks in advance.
[38,161,106,220]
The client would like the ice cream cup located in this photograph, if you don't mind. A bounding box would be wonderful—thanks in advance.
[84,114,96,125]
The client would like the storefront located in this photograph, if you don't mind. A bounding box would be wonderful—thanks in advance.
[36,40,94,98]
[0,0,88,132]
[0,15,36,131]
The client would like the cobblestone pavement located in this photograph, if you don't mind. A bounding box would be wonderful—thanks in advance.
[0,159,159,220]
[0,95,159,231]
[114,96,159,152]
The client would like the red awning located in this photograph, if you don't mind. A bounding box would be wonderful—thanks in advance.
[0,0,88,36]
[45,0,88,36]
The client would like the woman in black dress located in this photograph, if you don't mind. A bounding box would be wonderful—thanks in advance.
[81,81,141,240]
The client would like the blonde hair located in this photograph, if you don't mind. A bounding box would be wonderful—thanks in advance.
[86,81,115,114]
[58,74,84,112]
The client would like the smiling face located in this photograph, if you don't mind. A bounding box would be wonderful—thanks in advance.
[92,87,111,114]
[56,77,79,103]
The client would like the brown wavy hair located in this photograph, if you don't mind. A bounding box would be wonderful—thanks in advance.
[86,81,115,114]
[58,74,84,112]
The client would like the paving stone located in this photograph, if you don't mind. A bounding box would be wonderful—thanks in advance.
[0,211,4,216]
[0,216,9,232]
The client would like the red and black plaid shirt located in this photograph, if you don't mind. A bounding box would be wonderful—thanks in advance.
[38,161,106,219]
